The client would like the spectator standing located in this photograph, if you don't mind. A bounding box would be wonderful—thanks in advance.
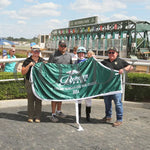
[72,46,78,63]
[75,46,92,122]
[101,47,133,127]
[87,50,96,58]
[22,46,45,123]
[27,42,36,57]
[0,50,7,71]
[48,40,72,122]
[2,49,7,58]
[3,47,16,72]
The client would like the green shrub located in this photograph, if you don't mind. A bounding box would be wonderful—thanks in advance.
[15,52,26,58]
[125,73,150,102]
[0,72,24,79]
[0,72,26,100]
[0,81,27,100]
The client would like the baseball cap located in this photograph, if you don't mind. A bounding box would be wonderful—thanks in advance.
[59,40,66,46]
[30,42,36,47]
[32,45,40,51]
[108,47,119,53]
[77,46,87,54]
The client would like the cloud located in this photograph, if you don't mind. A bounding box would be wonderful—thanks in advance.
[146,5,150,10]
[1,2,61,25]
[95,13,139,24]
[46,19,68,29]
[107,14,138,22]
[70,0,126,13]
[24,0,35,2]
[0,23,43,38]
[120,0,149,2]
[17,20,27,24]
[0,0,11,9]
[2,10,28,20]
[20,2,61,17]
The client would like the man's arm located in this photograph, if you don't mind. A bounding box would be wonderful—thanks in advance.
[119,65,133,74]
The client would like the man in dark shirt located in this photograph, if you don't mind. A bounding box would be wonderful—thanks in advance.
[101,47,133,127]
[48,40,72,122]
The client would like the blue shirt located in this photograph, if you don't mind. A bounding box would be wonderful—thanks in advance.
[4,54,16,72]
[75,58,87,64]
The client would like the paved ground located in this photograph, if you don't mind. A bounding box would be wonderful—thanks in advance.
[0,99,150,150]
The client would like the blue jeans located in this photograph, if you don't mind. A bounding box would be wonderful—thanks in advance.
[104,93,123,122]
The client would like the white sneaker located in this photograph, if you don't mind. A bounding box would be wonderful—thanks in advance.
[50,115,59,122]
[56,111,66,118]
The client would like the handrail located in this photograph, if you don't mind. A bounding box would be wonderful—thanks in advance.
[0,57,150,64]
[126,83,150,87]
[0,78,24,82]
[0,58,49,63]
[0,58,26,63]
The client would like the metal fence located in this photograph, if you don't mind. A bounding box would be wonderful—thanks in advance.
[0,57,150,100]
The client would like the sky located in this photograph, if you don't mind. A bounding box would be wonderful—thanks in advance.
[0,0,150,39]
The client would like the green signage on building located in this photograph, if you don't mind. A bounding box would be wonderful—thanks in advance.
[69,16,98,27]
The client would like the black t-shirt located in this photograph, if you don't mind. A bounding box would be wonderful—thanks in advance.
[48,50,72,64]
[22,56,45,80]
[101,57,130,70]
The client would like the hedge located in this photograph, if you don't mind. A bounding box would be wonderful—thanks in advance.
[125,72,150,102]
[0,72,27,100]
[0,72,150,101]
[0,81,27,100]
[0,72,24,79]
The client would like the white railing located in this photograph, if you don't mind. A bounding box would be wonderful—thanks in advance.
[0,58,26,63]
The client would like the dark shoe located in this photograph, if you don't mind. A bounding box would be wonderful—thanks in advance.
[86,115,90,122]
[100,117,112,123]
[113,121,122,127]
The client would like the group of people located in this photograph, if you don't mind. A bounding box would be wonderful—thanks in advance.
[21,40,133,127]
[1,42,42,73]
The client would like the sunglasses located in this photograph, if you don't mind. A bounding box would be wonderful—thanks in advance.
[33,50,40,53]
[11,51,15,52]
[108,52,115,54]
[60,45,66,48]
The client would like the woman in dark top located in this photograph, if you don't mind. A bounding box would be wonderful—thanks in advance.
[22,45,45,123]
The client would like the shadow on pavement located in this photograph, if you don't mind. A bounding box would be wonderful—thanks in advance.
[0,110,112,127]
[0,112,27,122]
